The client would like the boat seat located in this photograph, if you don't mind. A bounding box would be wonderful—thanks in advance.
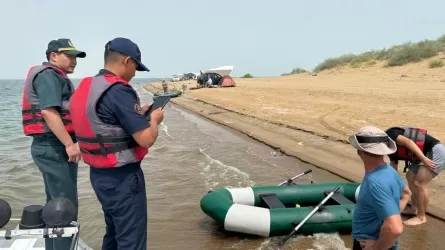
[326,192,355,205]
[259,193,286,209]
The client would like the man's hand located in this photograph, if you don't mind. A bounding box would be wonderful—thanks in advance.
[141,103,152,115]
[131,108,163,148]
[150,108,164,124]
[399,186,412,212]
[359,239,375,249]
[65,142,81,162]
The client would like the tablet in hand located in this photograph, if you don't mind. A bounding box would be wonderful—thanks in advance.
[145,96,170,117]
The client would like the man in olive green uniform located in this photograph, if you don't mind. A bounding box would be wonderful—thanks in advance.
[21,38,86,250]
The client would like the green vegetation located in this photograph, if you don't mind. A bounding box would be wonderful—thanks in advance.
[311,34,445,72]
[281,67,308,76]
[428,59,444,68]
[241,73,254,78]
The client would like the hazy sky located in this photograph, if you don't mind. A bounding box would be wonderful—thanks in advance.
[1,0,445,79]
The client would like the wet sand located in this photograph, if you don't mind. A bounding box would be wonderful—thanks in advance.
[145,57,445,221]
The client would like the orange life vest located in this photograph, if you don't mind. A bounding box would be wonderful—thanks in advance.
[69,74,149,168]
[21,64,74,136]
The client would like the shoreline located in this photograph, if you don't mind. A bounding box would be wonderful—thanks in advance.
[144,83,445,222]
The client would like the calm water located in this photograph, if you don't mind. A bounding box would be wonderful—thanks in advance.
[0,79,444,249]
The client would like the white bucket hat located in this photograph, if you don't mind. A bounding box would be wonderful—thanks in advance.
[348,126,397,155]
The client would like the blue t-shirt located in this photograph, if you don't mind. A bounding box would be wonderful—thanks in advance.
[93,69,150,170]
[352,164,405,244]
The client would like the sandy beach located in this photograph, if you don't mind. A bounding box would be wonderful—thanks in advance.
[145,54,445,221]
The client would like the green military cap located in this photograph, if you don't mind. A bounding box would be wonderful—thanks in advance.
[46,38,86,58]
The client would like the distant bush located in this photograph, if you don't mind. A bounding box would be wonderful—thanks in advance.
[386,40,440,66]
[241,73,253,78]
[365,60,377,66]
[312,35,445,72]
[428,60,444,68]
[313,54,356,72]
[281,67,308,76]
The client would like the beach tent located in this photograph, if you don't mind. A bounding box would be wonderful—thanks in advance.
[219,75,236,87]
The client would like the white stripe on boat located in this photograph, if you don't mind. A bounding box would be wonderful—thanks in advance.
[355,185,361,201]
[226,187,255,205]
[224,204,271,237]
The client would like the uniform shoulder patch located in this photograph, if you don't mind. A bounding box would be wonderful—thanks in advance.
[134,103,143,115]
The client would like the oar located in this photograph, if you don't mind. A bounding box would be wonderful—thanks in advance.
[277,169,312,186]
[278,186,340,247]
[69,223,81,250]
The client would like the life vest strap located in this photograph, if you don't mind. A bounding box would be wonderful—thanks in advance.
[76,135,132,144]
[80,141,138,156]
[22,118,72,125]
[21,106,40,114]
[22,105,70,113]
[22,110,70,115]
[76,134,136,157]
[21,105,40,123]
[22,105,71,124]
[404,161,410,173]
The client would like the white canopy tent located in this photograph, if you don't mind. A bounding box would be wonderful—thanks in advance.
[203,65,234,76]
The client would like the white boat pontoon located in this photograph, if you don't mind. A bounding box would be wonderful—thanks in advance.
[0,198,92,250]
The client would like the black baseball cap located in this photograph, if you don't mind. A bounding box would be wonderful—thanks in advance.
[46,38,86,58]
[105,37,150,72]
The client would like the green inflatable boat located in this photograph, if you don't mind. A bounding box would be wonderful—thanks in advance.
[200,170,361,237]
[154,90,182,98]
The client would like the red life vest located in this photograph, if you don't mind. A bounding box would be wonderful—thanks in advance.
[21,64,75,136]
[393,126,427,161]
[69,74,149,168]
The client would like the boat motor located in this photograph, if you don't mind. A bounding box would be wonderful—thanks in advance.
[0,199,11,228]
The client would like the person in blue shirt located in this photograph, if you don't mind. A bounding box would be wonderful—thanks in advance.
[348,126,411,250]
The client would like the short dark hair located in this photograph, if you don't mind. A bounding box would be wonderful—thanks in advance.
[46,51,61,61]
[104,49,124,64]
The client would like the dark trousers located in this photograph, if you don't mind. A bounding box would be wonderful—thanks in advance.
[31,137,78,250]
[353,239,398,250]
[90,164,147,250]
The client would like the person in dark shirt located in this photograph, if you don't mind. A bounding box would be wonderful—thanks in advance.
[385,126,445,226]
[72,37,164,250]
[22,38,85,250]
